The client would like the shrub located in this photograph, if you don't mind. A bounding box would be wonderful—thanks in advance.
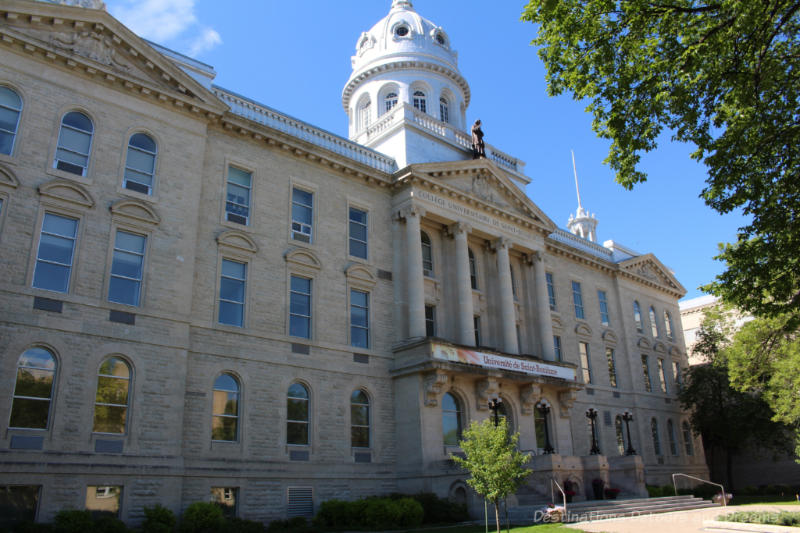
[179,503,224,533]
[142,505,176,533]
[92,515,128,533]
[722,511,800,526]
[10,522,54,533]
[314,496,423,531]
[53,510,94,533]
[400,493,468,524]
[223,517,265,533]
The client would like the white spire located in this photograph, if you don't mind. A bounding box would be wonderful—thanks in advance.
[566,151,599,242]
[571,149,582,209]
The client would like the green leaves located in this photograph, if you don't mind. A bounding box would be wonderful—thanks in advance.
[523,0,800,316]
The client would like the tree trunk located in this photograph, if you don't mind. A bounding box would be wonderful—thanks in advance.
[725,447,734,491]
[494,500,501,533]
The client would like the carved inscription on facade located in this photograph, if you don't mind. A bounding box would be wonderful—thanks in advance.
[416,190,521,235]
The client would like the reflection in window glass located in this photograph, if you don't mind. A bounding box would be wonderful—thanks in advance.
[572,281,584,319]
[212,374,239,441]
[667,419,679,456]
[291,188,313,242]
[54,111,93,175]
[634,301,643,332]
[0,86,22,156]
[85,485,121,517]
[225,166,251,225]
[290,276,312,339]
[33,213,78,293]
[682,421,694,455]
[579,342,592,384]
[350,289,369,349]
[641,354,652,392]
[0,485,39,526]
[10,348,57,429]
[651,418,662,456]
[606,348,617,388]
[442,392,461,446]
[108,231,146,306]
[349,207,367,259]
[211,487,237,518]
[598,290,610,325]
[615,416,625,455]
[123,133,156,194]
[546,272,556,310]
[421,231,433,276]
[219,259,246,327]
[351,390,370,448]
[93,357,130,434]
[287,383,309,445]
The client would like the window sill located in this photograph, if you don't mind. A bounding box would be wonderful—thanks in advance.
[220,217,254,233]
[117,185,158,204]
[46,166,93,184]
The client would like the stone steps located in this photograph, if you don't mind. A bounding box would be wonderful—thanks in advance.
[506,495,720,524]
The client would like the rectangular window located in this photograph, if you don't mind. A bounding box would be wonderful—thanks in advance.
[349,207,367,259]
[85,485,121,517]
[553,335,562,362]
[572,281,584,319]
[290,275,312,338]
[641,354,652,392]
[211,487,237,518]
[579,342,592,384]
[108,230,146,306]
[33,213,78,293]
[218,259,246,327]
[425,305,436,337]
[0,486,39,526]
[225,166,251,225]
[350,289,369,348]
[606,348,618,388]
[473,315,481,346]
[546,272,556,311]
[291,187,313,243]
[598,290,610,326]
[657,358,668,393]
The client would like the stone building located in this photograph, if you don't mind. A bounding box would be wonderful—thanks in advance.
[0,0,707,525]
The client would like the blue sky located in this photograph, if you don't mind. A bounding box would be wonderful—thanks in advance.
[105,0,748,302]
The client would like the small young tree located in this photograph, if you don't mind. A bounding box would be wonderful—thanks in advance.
[451,418,531,533]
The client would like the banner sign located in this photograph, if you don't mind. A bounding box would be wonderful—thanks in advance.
[432,344,576,381]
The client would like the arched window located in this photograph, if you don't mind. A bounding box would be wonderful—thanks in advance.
[287,382,309,445]
[350,389,370,448]
[384,92,398,113]
[651,418,662,456]
[468,248,477,290]
[649,306,659,337]
[615,415,625,455]
[413,90,427,113]
[496,401,514,434]
[123,133,157,195]
[664,311,674,340]
[442,392,462,446]
[0,86,22,155]
[535,406,551,451]
[54,111,93,176]
[682,421,694,455]
[421,231,433,276]
[439,97,449,123]
[212,373,240,441]
[10,348,57,429]
[667,419,678,456]
[633,301,643,333]
[93,356,131,434]
[358,98,371,131]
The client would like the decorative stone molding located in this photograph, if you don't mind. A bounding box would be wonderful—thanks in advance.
[558,390,577,418]
[551,316,563,330]
[520,384,542,415]
[653,341,667,354]
[284,248,322,271]
[0,164,19,189]
[38,179,95,208]
[669,346,682,357]
[445,221,472,238]
[575,323,593,338]
[637,337,652,350]
[216,230,257,254]
[345,263,376,287]
[475,377,499,411]
[602,329,618,346]
[396,204,426,222]
[423,371,449,407]
[110,198,160,226]
[489,236,512,253]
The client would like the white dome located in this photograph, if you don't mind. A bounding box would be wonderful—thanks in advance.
[342,0,470,111]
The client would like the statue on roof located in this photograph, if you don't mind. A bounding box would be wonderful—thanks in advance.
[471,120,485,159]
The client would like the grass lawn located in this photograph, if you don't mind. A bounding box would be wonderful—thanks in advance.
[397,524,582,533]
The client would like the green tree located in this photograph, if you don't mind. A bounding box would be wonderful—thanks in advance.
[521,0,800,321]
[679,308,793,487]
[451,418,531,533]
[723,312,800,460]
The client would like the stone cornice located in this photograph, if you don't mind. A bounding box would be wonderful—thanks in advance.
[342,59,470,110]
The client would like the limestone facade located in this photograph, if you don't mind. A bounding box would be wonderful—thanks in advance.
[0,0,707,526]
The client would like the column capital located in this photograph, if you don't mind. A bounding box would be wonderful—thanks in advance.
[394,204,426,222]
[446,221,473,238]
[490,236,513,252]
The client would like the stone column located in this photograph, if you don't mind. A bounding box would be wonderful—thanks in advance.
[391,214,405,342]
[402,205,427,339]
[493,238,518,354]
[533,250,556,361]
[448,222,475,346]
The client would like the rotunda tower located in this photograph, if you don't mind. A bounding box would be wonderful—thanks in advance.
[343,0,472,168]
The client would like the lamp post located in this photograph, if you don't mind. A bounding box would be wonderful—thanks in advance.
[537,403,555,454]
[621,410,637,455]
[586,408,600,455]
[488,398,503,427]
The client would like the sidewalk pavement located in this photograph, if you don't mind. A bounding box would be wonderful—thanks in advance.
[564,504,799,533]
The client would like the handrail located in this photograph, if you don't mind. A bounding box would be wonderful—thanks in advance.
[672,473,727,507]
[551,478,567,516]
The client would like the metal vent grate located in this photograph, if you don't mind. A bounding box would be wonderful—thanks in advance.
[287,487,313,518]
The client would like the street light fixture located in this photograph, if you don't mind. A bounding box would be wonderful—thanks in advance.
[537,403,555,454]
[585,408,600,455]
[621,410,637,455]
[488,398,503,427]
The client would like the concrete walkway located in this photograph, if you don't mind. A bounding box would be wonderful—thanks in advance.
[565,504,799,533]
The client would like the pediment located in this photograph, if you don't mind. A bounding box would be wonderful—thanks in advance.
[38,179,94,208]
[653,341,667,354]
[602,329,618,346]
[0,164,19,188]
[0,1,226,114]
[669,346,682,358]
[345,264,376,286]
[110,198,160,225]
[284,248,321,270]
[216,230,257,254]
[406,159,556,233]
[637,337,652,350]
[574,322,592,338]
[619,254,686,295]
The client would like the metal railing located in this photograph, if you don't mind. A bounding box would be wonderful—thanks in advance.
[672,473,727,507]
[551,477,567,514]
